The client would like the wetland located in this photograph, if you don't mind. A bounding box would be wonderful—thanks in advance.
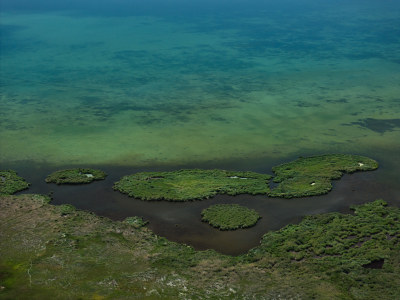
[1,0,400,298]
[4,152,398,255]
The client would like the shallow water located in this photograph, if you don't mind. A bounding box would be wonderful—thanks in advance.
[1,0,400,254]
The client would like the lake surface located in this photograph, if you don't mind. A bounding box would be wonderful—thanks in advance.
[1,0,400,254]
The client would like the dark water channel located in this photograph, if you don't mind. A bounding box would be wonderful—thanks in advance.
[6,159,400,256]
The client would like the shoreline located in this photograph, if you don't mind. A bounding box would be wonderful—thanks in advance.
[1,194,399,299]
[3,158,397,255]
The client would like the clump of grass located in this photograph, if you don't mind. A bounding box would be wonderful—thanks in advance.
[0,170,30,195]
[201,204,261,230]
[269,154,378,198]
[45,168,107,184]
[123,216,149,228]
[59,204,76,215]
[113,169,271,201]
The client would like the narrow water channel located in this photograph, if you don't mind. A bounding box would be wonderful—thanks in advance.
[8,154,400,255]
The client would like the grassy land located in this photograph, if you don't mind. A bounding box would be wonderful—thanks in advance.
[269,154,379,198]
[113,169,272,201]
[45,168,107,184]
[113,154,378,201]
[1,194,399,299]
[0,170,30,195]
[201,204,261,230]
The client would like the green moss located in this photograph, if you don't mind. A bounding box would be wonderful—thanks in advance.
[113,169,271,201]
[269,154,378,198]
[123,216,148,228]
[201,204,261,230]
[45,168,107,184]
[0,170,30,195]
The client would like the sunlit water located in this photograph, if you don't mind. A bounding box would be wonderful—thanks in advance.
[1,0,400,254]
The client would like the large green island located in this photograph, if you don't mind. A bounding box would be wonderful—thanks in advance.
[114,154,378,200]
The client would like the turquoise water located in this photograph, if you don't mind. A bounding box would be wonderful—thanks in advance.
[1,0,399,168]
[1,0,400,253]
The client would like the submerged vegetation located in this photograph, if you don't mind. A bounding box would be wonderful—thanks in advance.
[0,170,30,195]
[269,154,379,198]
[0,195,399,299]
[45,168,107,184]
[113,169,271,201]
[201,204,261,230]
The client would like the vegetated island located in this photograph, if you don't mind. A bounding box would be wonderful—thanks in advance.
[113,154,378,201]
[269,154,379,198]
[201,204,261,230]
[45,168,107,184]
[0,170,30,195]
[113,169,272,201]
[0,194,398,299]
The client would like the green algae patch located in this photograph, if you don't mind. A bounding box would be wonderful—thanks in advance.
[123,216,149,228]
[113,169,271,201]
[201,204,261,230]
[269,154,378,198]
[0,170,30,195]
[45,168,107,184]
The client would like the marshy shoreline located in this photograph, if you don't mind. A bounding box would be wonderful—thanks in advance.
[3,153,399,255]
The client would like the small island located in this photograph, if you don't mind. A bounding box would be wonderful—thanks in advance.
[113,169,271,201]
[45,168,107,184]
[201,204,261,230]
[269,154,379,198]
[0,170,30,195]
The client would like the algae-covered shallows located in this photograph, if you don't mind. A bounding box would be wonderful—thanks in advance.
[45,168,107,184]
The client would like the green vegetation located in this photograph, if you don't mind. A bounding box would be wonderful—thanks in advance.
[269,154,379,198]
[243,199,400,298]
[45,168,107,184]
[0,195,399,299]
[58,204,76,216]
[0,170,30,195]
[113,169,271,201]
[123,216,149,228]
[201,204,261,230]
[114,154,378,201]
